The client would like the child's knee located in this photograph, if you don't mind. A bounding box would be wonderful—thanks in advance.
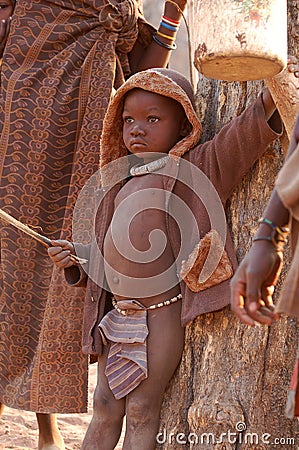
[93,384,124,421]
[126,395,161,426]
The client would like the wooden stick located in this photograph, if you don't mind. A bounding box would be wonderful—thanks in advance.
[0,208,88,265]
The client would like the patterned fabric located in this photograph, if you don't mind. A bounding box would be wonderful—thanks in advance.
[0,0,152,413]
[99,299,148,399]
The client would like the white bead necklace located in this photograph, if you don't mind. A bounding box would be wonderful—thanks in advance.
[130,155,169,176]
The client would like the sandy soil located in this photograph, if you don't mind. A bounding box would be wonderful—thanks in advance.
[0,364,124,450]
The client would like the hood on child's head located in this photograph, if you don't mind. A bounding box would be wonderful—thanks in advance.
[99,68,202,170]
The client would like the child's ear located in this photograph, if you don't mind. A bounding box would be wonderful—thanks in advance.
[180,118,192,137]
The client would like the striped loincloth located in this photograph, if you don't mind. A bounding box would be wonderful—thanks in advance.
[98,294,182,399]
[99,299,149,400]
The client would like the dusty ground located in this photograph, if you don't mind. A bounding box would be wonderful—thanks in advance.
[0,364,124,450]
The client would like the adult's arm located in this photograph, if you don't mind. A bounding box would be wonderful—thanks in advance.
[230,113,299,326]
[130,0,187,72]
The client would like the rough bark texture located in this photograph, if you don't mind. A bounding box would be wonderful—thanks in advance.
[158,1,299,449]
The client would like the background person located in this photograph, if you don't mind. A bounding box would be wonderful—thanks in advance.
[0,1,187,448]
[230,113,299,418]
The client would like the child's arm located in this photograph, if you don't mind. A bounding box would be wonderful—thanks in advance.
[266,56,299,146]
[260,88,282,133]
[191,90,282,203]
[191,61,298,203]
[48,240,88,287]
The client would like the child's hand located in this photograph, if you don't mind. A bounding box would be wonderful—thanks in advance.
[48,240,75,268]
[287,55,299,78]
[0,17,11,58]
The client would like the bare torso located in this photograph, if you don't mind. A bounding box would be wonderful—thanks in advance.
[103,174,180,306]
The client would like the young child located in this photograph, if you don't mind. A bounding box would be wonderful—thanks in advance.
[48,68,282,449]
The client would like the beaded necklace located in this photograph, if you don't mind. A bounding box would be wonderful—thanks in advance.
[130,155,169,176]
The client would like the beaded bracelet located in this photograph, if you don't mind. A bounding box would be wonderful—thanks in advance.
[253,217,290,252]
[252,235,287,252]
[258,217,289,237]
[160,20,179,32]
[156,30,176,41]
[152,33,177,50]
[162,15,180,26]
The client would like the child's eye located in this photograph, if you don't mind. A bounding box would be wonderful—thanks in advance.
[148,116,159,123]
[123,116,134,124]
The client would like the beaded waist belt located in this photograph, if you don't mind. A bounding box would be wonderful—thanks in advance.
[112,293,182,316]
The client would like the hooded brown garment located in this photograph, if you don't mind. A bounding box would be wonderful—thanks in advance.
[0,0,153,413]
[65,68,282,356]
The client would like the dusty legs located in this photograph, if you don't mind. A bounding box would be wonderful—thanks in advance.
[81,300,184,450]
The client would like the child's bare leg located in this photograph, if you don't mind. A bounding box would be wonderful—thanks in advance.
[0,403,4,416]
[81,347,126,450]
[36,413,65,450]
[123,300,184,450]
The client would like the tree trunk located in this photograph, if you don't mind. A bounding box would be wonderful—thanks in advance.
[158,1,299,448]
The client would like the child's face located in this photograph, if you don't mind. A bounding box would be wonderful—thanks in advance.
[0,1,13,21]
[122,89,189,159]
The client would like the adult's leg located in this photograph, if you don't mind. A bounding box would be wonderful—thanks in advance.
[37,413,65,450]
[123,300,184,450]
[81,347,126,450]
[0,404,64,449]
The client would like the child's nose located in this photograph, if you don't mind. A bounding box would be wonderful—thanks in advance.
[130,123,145,136]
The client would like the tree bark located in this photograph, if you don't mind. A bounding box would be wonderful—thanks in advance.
[158,1,299,448]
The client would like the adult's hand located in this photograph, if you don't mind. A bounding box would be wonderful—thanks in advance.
[163,0,187,19]
[167,0,187,13]
[230,240,282,326]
